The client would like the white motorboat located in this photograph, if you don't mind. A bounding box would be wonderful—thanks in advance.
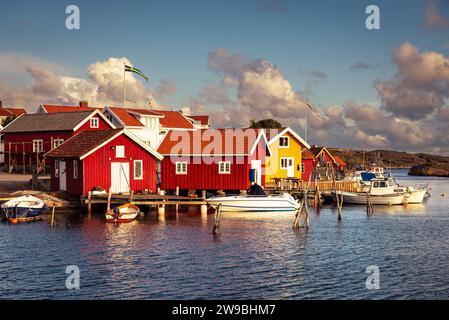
[207,193,300,212]
[1,195,49,223]
[332,178,407,205]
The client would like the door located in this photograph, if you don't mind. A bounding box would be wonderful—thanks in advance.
[111,162,130,193]
[59,160,67,191]
[251,160,262,185]
[286,158,294,178]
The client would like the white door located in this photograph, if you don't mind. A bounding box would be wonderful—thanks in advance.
[59,161,67,191]
[286,158,294,178]
[111,162,130,193]
[251,160,262,185]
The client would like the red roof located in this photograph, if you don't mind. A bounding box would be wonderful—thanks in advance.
[302,148,315,160]
[41,105,100,113]
[0,107,27,117]
[334,156,347,166]
[126,108,164,117]
[158,128,265,155]
[155,110,195,130]
[188,115,210,126]
[45,130,122,158]
[108,107,144,127]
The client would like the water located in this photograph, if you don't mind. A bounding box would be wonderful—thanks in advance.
[1,169,449,299]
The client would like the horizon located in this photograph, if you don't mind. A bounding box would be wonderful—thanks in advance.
[1,0,449,155]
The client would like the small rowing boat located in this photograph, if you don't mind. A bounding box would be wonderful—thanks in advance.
[1,195,49,223]
[105,203,140,223]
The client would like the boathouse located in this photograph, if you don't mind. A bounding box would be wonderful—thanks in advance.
[264,127,310,187]
[0,109,115,172]
[301,148,316,181]
[44,129,163,196]
[157,128,271,192]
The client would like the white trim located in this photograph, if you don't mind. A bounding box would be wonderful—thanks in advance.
[280,157,294,169]
[249,130,272,156]
[32,139,44,153]
[53,138,64,149]
[279,136,289,148]
[90,117,99,128]
[175,161,188,175]
[267,127,311,149]
[73,160,78,179]
[115,145,125,158]
[78,129,163,161]
[133,160,143,180]
[0,113,24,133]
[72,109,116,132]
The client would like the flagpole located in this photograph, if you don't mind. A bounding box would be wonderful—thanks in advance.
[305,108,308,142]
[123,62,126,108]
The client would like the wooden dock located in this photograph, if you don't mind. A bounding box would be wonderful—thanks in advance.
[81,193,207,206]
[265,179,360,193]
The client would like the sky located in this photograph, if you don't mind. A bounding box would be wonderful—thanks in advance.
[1,0,449,155]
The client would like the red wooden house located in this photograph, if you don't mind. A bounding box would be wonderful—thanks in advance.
[0,110,114,171]
[157,128,271,192]
[301,148,316,181]
[45,129,163,196]
[307,146,345,180]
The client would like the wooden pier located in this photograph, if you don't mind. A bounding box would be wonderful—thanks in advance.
[265,179,360,193]
[82,193,207,206]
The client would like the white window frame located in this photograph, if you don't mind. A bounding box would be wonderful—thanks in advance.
[73,160,78,179]
[134,160,143,180]
[90,117,99,128]
[218,161,231,174]
[33,139,43,153]
[279,136,289,148]
[53,138,64,149]
[175,161,187,175]
[115,145,125,158]
[280,157,293,169]
[55,160,59,178]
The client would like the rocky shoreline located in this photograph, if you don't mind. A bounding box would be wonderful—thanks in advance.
[408,165,449,178]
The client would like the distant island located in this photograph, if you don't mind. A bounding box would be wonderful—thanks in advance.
[328,148,449,178]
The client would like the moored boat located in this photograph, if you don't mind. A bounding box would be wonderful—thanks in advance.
[1,195,49,223]
[105,203,140,223]
[207,193,300,212]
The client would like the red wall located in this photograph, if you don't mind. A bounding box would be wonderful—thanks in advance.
[4,115,112,166]
[301,159,315,181]
[50,134,158,196]
[161,140,267,191]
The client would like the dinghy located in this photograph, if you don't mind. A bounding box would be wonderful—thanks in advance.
[1,195,49,223]
[105,203,140,223]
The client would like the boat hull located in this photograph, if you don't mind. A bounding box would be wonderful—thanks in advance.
[105,204,140,223]
[207,194,300,212]
[1,195,49,223]
[405,189,427,204]
[331,191,405,205]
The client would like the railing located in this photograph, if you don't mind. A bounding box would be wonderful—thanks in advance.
[266,178,360,192]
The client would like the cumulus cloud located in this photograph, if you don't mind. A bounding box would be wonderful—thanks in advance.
[0,55,175,112]
[376,42,449,119]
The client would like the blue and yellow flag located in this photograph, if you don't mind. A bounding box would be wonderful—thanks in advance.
[125,65,149,81]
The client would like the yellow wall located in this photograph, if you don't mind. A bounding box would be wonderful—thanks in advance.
[265,131,303,184]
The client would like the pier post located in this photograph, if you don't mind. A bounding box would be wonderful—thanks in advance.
[107,188,112,212]
[51,206,56,227]
[175,187,179,214]
[213,204,222,236]
[158,200,166,217]
[87,191,92,216]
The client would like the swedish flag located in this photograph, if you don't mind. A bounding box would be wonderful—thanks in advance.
[125,65,149,81]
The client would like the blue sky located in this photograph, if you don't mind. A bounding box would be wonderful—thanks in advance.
[1,0,449,153]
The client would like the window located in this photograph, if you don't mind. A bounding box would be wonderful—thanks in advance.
[175,161,187,174]
[218,161,231,174]
[280,157,292,169]
[55,160,59,177]
[279,136,289,148]
[33,140,43,153]
[90,117,99,128]
[301,163,305,173]
[115,145,125,158]
[134,160,143,180]
[53,138,64,149]
[73,160,78,179]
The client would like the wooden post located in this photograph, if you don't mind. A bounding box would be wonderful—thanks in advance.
[22,142,25,174]
[175,187,179,214]
[201,190,206,200]
[87,191,92,216]
[107,188,112,212]
[213,204,222,236]
[129,190,134,203]
[51,206,56,227]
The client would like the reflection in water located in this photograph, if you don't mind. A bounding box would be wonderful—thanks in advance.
[0,170,448,299]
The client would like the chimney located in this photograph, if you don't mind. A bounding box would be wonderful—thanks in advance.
[79,101,88,107]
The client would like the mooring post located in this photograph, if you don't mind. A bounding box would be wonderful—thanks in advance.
[213,204,222,236]
[107,188,112,212]
[337,191,343,221]
[87,191,92,216]
[158,199,166,216]
[51,206,56,227]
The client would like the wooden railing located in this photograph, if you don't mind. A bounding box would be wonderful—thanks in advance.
[266,178,360,192]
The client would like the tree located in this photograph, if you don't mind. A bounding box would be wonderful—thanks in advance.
[249,118,282,129]
[1,115,16,127]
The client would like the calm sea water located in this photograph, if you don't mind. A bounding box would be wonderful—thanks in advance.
[1,169,449,300]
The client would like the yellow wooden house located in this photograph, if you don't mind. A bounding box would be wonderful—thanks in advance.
[265,127,310,185]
